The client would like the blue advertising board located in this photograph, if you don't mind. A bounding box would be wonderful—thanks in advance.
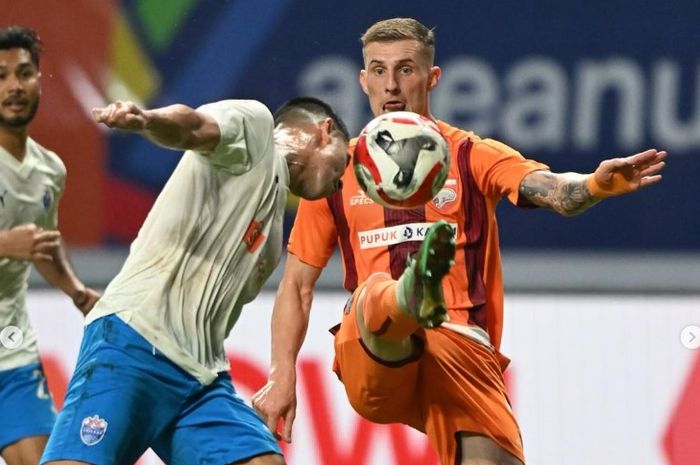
[112,0,698,250]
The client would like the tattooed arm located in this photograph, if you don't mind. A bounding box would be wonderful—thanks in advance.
[519,149,668,216]
[519,171,598,216]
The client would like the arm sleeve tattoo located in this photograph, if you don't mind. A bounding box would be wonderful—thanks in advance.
[518,171,602,216]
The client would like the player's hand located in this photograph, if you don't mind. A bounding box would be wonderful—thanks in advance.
[252,378,297,443]
[589,148,667,197]
[72,286,101,315]
[92,100,148,132]
[0,224,61,262]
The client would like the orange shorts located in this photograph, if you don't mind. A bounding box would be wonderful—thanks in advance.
[332,286,524,465]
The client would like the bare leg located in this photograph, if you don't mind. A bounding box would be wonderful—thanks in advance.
[458,433,524,465]
[1,436,48,465]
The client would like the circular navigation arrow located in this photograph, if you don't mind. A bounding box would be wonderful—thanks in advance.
[681,325,700,350]
[0,325,24,349]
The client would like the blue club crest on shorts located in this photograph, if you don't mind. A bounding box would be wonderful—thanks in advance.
[80,415,108,446]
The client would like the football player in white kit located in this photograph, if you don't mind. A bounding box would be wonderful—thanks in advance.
[0,26,100,465]
[40,96,349,465]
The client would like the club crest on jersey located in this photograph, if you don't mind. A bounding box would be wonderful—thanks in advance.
[42,188,52,210]
[432,180,457,210]
[80,415,108,446]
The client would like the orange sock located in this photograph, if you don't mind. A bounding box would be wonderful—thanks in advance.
[362,273,419,341]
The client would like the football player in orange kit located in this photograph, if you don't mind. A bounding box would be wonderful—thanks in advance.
[253,17,667,465]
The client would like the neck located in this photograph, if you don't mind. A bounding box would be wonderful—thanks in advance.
[0,126,29,161]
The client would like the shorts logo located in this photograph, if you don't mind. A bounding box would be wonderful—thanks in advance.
[358,222,457,249]
[80,415,108,446]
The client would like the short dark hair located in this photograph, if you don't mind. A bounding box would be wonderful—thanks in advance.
[274,97,350,142]
[0,26,44,67]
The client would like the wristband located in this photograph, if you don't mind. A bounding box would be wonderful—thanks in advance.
[586,173,632,198]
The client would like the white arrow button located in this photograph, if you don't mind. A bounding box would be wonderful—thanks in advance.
[681,325,700,350]
[0,326,23,349]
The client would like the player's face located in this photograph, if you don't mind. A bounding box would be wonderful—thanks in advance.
[277,117,349,200]
[0,48,41,129]
[294,133,349,200]
[360,40,441,118]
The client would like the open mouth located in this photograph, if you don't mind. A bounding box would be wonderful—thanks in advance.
[383,101,406,112]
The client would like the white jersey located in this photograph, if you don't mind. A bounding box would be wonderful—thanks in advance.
[87,100,289,385]
[0,138,66,371]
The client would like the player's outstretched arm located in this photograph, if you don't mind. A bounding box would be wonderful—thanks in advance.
[518,148,667,216]
[0,224,61,262]
[252,254,323,443]
[92,100,221,152]
[33,239,100,315]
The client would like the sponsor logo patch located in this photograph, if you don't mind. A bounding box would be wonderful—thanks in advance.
[350,190,374,206]
[80,415,108,446]
[243,220,265,253]
[358,222,457,249]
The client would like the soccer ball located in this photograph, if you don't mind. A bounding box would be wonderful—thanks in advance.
[353,112,450,209]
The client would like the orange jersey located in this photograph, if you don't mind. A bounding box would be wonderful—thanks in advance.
[288,121,548,350]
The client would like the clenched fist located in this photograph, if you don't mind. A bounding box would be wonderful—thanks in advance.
[0,224,60,262]
[92,100,149,132]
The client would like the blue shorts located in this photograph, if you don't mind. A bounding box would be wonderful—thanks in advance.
[41,315,281,465]
[0,362,56,451]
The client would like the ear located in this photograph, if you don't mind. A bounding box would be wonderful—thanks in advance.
[359,69,369,95]
[319,117,333,145]
[427,66,441,91]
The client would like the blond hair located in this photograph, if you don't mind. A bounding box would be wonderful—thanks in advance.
[360,18,435,64]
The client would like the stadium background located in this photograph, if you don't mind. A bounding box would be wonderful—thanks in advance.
[2,1,699,464]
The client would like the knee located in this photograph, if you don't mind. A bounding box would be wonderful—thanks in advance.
[347,391,390,424]
[344,381,408,425]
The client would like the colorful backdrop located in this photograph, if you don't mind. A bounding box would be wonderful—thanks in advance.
[1,0,698,249]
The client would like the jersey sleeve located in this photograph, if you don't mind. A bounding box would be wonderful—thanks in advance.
[196,100,274,175]
[287,197,338,269]
[468,138,549,206]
